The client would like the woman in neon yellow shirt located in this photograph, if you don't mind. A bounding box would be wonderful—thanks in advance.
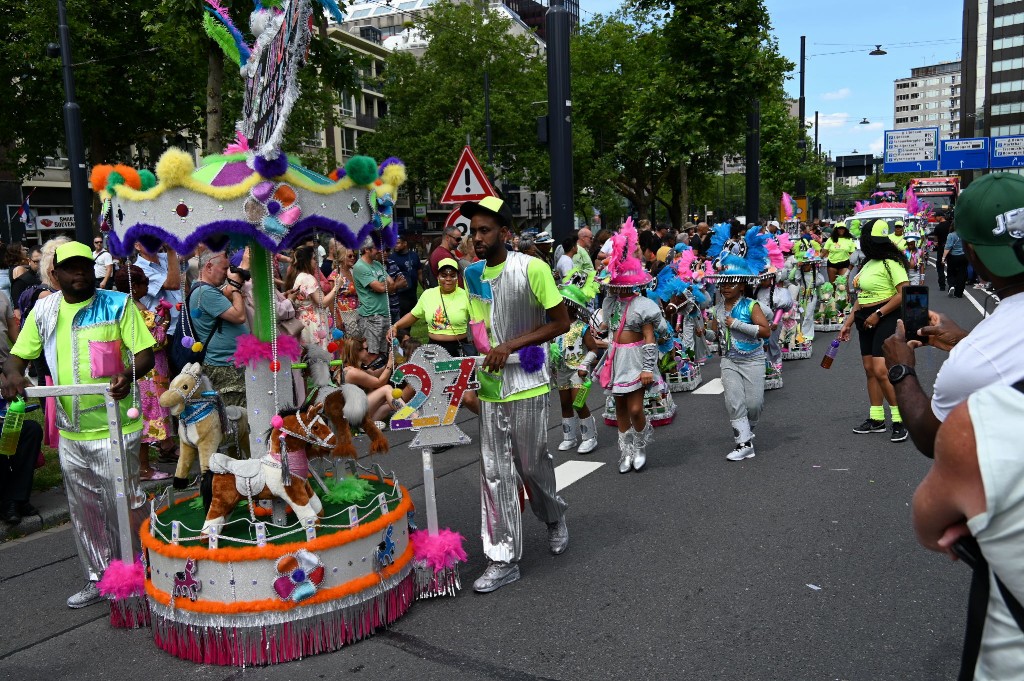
[389,258,471,357]
[821,223,856,283]
[838,220,910,443]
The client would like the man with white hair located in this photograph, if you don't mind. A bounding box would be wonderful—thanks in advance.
[574,228,595,274]
[353,237,399,366]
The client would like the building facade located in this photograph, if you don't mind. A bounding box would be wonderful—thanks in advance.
[962,0,1024,139]
[893,60,961,140]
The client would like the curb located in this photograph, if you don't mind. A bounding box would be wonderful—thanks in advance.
[0,487,71,543]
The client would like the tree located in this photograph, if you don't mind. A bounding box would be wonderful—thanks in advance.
[359,2,548,208]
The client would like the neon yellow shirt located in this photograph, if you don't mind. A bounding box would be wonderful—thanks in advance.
[853,259,908,306]
[824,237,856,264]
[12,296,155,440]
[412,286,470,336]
[473,258,562,403]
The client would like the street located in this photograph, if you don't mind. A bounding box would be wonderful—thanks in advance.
[0,267,985,681]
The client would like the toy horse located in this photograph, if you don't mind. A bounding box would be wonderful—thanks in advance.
[159,362,240,494]
[305,345,389,457]
[201,403,336,540]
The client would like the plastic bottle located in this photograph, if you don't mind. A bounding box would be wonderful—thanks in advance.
[573,378,592,410]
[820,339,841,369]
[0,398,26,457]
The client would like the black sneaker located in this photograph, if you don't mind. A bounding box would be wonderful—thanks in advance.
[853,419,887,434]
[891,423,909,442]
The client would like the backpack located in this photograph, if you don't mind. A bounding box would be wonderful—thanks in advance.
[17,284,50,322]
[167,283,222,376]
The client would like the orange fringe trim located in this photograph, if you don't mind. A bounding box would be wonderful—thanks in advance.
[145,542,413,614]
[140,483,412,563]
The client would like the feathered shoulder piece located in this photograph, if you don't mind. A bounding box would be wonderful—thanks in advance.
[744,226,770,273]
[648,263,685,302]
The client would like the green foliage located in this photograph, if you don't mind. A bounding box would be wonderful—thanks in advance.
[359,2,548,202]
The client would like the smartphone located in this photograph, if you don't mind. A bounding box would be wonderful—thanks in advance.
[902,285,929,343]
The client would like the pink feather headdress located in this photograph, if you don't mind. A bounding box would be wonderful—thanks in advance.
[675,248,697,282]
[777,232,794,254]
[606,217,653,287]
[765,237,784,270]
[781,193,794,221]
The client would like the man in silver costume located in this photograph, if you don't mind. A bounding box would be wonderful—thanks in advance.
[461,196,571,593]
[2,241,155,609]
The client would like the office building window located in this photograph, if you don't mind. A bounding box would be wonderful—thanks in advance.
[994,35,1024,50]
[993,57,1024,72]
[994,11,1024,28]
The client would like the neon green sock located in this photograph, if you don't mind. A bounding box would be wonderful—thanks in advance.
[869,406,885,421]
[890,405,902,423]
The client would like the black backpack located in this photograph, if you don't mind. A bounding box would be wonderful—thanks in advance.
[167,283,222,376]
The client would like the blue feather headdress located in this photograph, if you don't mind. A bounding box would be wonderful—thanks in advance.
[709,222,732,260]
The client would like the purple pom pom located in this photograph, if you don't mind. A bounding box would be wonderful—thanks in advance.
[254,153,289,179]
[518,345,545,373]
[378,156,404,174]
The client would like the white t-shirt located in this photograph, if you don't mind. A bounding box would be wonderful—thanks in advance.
[93,250,112,279]
[931,293,1024,422]
[554,254,574,283]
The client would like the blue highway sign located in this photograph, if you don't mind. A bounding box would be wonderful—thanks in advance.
[940,137,988,170]
[990,135,1024,168]
[884,127,939,173]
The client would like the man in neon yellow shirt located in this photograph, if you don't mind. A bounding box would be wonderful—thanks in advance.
[2,241,155,609]
[461,196,571,593]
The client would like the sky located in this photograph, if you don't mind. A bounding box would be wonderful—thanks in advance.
[578,0,964,160]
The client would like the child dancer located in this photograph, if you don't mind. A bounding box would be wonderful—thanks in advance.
[709,233,772,461]
[552,269,604,454]
[598,218,670,473]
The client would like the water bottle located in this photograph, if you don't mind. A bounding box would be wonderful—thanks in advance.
[820,339,841,370]
[0,398,26,457]
[573,378,592,410]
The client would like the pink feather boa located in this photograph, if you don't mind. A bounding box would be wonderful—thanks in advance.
[766,238,785,270]
[97,558,145,599]
[232,334,303,368]
[410,528,468,573]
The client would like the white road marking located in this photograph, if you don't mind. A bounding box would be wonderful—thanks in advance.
[928,257,990,318]
[554,460,605,491]
[692,378,724,395]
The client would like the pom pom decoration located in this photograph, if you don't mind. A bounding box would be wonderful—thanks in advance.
[97,558,146,599]
[175,303,183,311]
[344,155,379,186]
[391,388,403,399]
[138,169,157,191]
[111,164,142,190]
[270,414,285,429]
[518,345,546,373]
[90,164,115,194]
[182,336,195,347]
[269,361,281,372]
[410,528,468,574]
[232,334,303,368]
[322,475,374,505]
[327,341,339,353]
[127,407,141,419]
[254,153,290,179]
[328,167,346,182]
[192,342,204,352]
[379,157,407,187]
[155,148,196,188]
[106,171,126,192]
[332,328,343,340]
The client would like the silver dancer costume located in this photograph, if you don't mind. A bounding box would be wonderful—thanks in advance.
[23,290,150,581]
[714,296,766,448]
[465,252,567,564]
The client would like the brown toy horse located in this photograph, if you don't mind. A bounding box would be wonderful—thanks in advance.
[305,345,388,457]
[201,403,336,540]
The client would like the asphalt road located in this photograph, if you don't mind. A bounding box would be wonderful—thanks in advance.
[0,264,992,681]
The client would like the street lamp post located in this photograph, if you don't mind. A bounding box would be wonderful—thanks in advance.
[546,0,574,242]
[55,0,93,246]
[796,35,807,198]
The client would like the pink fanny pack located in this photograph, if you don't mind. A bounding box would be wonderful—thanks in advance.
[598,299,632,390]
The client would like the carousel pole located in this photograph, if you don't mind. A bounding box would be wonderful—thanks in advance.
[244,244,282,459]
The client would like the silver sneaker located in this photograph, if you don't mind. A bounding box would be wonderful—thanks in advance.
[617,430,633,473]
[472,561,520,593]
[67,582,104,609]
[557,417,578,451]
[547,518,569,555]
[577,415,598,454]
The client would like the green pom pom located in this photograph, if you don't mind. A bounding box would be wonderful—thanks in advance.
[323,475,373,505]
[188,496,205,511]
[106,171,125,192]
[345,155,379,186]
[138,169,157,191]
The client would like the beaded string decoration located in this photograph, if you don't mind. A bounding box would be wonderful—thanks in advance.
[124,261,141,421]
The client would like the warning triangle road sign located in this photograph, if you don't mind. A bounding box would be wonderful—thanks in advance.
[440,146,497,204]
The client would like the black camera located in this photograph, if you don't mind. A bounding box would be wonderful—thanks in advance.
[229,266,251,282]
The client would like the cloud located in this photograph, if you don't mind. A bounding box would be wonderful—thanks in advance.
[822,87,852,101]
[862,122,885,131]
[817,113,850,128]
[869,140,884,155]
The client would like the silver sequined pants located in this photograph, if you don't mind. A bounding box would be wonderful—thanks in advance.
[479,395,567,564]
[60,430,147,581]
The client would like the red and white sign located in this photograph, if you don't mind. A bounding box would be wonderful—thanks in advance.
[444,206,471,236]
[440,146,497,204]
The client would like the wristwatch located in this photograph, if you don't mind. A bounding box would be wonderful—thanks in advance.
[887,364,917,384]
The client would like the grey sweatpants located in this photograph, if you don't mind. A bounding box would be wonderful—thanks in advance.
[721,354,765,442]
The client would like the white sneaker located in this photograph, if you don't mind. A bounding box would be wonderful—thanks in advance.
[726,441,755,461]
[67,582,104,609]
[557,417,578,451]
[472,561,520,593]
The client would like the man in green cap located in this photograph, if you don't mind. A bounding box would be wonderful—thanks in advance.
[882,172,1024,458]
